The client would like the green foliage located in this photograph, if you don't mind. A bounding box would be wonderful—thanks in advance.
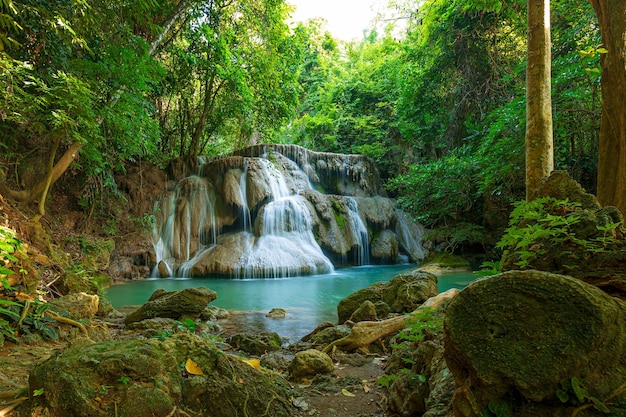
[424,222,487,253]
[378,307,444,388]
[475,260,502,277]
[117,375,131,385]
[0,297,59,342]
[389,147,480,227]
[483,402,511,417]
[556,377,612,414]
[177,317,196,334]
[497,198,623,269]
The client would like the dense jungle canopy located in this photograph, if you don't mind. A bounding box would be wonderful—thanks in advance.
[0,0,624,244]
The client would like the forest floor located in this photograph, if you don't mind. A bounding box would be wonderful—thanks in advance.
[0,320,392,417]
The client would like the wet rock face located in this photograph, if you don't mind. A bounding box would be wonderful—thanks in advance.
[29,333,293,417]
[152,144,426,278]
[337,270,437,323]
[443,270,626,416]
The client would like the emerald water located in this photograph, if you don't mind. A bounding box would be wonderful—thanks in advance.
[106,265,475,341]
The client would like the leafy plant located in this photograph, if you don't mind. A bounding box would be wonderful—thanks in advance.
[177,317,196,334]
[496,198,622,269]
[474,260,502,277]
[378,308,444,388]
[483,402,511,417]
[117,376,131,385]
[556,377,611,414]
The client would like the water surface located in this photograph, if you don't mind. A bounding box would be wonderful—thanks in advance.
[106,265,475,341]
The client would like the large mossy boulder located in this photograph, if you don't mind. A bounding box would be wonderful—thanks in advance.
[337,270,437,323]
[124,287,217,325]
[29,333,293,417]
[444,270,626,417]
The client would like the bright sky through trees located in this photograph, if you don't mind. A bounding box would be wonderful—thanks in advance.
[287,0,384,41]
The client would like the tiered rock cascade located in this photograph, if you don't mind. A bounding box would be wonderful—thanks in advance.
[152,144,426,278]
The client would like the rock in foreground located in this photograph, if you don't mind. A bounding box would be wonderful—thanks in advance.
[124,287,217,324]
[444,270,626,416]
[29,333,293,417]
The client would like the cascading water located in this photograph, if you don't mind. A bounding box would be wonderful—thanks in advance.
[151,145,426,278]
[235,159,333,277]
[345,198,370,265]
[151,176,218,277]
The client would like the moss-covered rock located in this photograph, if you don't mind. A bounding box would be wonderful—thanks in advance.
[349,300,378,322]
[29,332,293,417]
[288,349,334,382]
[418,252,471,274]
[228,332,283,356]
[444,270,626,417]
[337,270,437,323]
[124,287,217,324]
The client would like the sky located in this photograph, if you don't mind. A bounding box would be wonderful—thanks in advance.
[287,0,385,42]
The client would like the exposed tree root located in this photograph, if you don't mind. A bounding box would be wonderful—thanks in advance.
[46,310,89,336]
[322,289,459,353]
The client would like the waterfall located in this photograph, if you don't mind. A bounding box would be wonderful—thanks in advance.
[150,145,426,278]
[239,162,251,231]
[151,175,217,277]
[236,160,333,278]
[345,198,370,265]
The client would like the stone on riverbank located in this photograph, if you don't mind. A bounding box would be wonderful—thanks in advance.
[337,270,437,323]
[124,287,217,324]
[288,349,334,382]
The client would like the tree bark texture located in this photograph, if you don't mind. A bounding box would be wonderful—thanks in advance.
[589,0,626,216]
[525,0,554,201]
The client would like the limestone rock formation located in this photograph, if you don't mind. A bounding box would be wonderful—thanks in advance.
[152,144,427,278]
[444,270,626,416]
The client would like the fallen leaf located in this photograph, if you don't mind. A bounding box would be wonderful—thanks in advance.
[341,388,355,397]
[363,384,371,393]
[185,358,203,375]
[241,358,260,370]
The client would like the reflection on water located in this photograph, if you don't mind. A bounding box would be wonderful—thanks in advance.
[105,265,475,342]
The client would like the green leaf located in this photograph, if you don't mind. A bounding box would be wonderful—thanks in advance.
[556,388,569,403]
[590,396,611,413]
[0,266,15,275]
[571,377,588,402]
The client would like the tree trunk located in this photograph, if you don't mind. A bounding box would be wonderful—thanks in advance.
[589,0,626,215]
[8,141,83,206]
[525,0,554,201]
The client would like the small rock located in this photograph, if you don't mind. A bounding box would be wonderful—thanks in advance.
[288,349,334,382]
[266,307,287,318]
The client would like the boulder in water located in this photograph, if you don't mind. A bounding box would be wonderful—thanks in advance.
[124,287,217,324]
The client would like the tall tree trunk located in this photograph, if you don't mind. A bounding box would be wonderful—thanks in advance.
[525,0,554,201]
[588,0,626,215]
